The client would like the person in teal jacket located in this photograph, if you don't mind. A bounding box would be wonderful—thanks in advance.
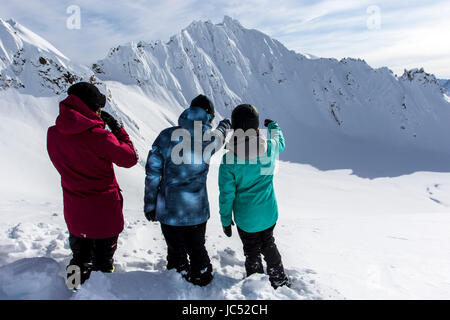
[218,104,290,289]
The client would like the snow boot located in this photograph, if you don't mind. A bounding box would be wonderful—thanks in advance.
[66,261,93,290]
[267,263,291,289]
[188,264,214,287]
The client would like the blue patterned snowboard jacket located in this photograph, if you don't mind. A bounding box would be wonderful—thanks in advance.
[144,106,230,226]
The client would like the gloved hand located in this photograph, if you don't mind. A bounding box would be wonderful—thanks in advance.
[101,111,122,133]
[223,221,235,237]
[144,210,157,222]
[219,118,232,130]
[264,119,275,127]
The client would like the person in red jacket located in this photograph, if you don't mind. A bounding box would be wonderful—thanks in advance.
[47,82,138,284]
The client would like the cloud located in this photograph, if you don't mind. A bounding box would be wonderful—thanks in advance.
[0,0,206,64]
[219,0,450,77]
[0,0,449,78]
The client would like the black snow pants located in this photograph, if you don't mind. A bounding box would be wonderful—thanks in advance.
[160,222,213,287]
[68,233,118,284]
[237,224,290,289]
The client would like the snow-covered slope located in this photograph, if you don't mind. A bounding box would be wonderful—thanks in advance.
[0,17,180,194]
[0,18,88,201]
[2,162,450,299]
[0,18,90,95]
[439,79,450,93]
[92,16,450,177]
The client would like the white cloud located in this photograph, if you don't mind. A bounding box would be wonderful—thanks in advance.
[225,0,450,78]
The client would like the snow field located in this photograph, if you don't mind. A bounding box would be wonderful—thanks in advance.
[1,161,450,299]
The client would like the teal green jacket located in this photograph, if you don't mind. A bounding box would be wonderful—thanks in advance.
[218,122,285,233]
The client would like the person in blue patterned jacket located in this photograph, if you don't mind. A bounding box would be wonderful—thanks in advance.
[144,94,231,286]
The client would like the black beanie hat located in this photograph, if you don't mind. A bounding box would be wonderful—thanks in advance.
[67,82,106,112]
[231,104,260,131]
[190,94,215,117]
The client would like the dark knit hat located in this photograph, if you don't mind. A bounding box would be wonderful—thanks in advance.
[190,94,215,117]
[231,104,260,131]
[67,82,106,112]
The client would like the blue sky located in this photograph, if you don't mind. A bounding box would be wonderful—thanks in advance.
[1,0,449,78]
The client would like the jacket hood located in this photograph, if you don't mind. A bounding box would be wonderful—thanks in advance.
[55,94,105,135]
[178,107,212,133]
[227,130,268,160]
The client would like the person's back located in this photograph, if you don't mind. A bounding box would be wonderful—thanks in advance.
[47,82,138,286]
[218,104,290,289]
[220,127,283,233]
[144,94,231,287]
[48,103,128,197]
[48,94,138,238]
[145,105,228,225]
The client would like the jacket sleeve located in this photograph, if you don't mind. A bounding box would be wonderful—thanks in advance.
[218,157,236,227]
[103,127,138,168]
[205,120,231,157]
[267,121,285,155]
[144,139,164,213]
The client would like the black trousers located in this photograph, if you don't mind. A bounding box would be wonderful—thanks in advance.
[68,233,118,276]
[160,222,213,286]
[237,224,289,288]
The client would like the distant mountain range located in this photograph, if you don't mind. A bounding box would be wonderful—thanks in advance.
[1,16,450,177]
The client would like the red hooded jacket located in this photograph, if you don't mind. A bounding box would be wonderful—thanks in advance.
[47,94,138,239]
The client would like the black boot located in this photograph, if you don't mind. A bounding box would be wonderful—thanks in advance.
[167,259,191,281]
[185,223,213,286]
[92,236,118,273]
[68,234,94,287]
[161,222,213,286]
[237,227,265,277]
[267,263,291,289]
[260,227,290,289]
[188,263,214,287]
[66,260,93,289]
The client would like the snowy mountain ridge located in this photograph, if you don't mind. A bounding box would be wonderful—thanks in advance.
[439,78,450,93]
[0,18,91,95]
[0,17,184,168]
[1,17,450,177]
[91,16,450,170]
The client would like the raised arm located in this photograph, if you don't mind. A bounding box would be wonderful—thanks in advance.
[103,127,138,168]
[204,119,231,157]
[266,120,285,155]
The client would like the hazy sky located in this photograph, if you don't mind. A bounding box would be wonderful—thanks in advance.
[1,0,449,78]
